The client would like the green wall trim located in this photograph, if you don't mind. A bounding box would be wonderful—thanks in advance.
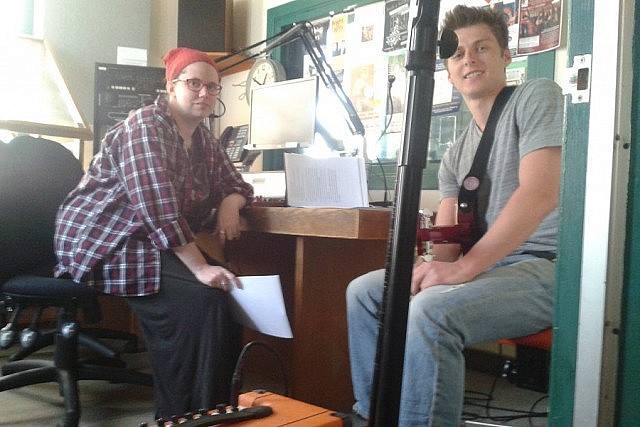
[267,0,379,37]
[617,4,640,424]
[526,50,555,79]
[548,1,594,426]
[265,0,556,186]
[548,105,588,427]
[21,0,35,35]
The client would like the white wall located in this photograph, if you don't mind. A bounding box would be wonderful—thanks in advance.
[149,1,179,68]
[214,0,293,154]
[44,0,245,127]
[43,0,152,126]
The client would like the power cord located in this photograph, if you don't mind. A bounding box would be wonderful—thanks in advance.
[463,374,549,425]
[368,74,397,207]
[368,157,393,207]
[229,340,290,409]
[382,75,396,136]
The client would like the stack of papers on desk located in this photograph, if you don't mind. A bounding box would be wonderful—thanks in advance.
[284,153,368,208]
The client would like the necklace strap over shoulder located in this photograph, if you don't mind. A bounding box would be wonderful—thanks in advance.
[456,85,517,246]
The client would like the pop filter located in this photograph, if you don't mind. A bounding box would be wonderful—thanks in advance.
[438,28,459,59]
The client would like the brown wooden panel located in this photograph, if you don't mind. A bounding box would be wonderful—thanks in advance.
[287,236,387,411]
[193,207,392,410]
[213,233,386,410]
[244,206,392,240]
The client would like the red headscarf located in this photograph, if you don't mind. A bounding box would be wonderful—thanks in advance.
[162,47,218,82]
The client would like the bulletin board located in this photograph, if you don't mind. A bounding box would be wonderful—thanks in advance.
[266,0,558,189]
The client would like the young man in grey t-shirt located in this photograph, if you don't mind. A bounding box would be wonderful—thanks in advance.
[347,5,563,426]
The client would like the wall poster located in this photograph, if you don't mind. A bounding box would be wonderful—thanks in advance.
[294,0,563,161]
[382,0,410,52]
[440,0,563,56]
[515,0,562,55]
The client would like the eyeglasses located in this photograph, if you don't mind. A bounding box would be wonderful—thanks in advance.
[172,78,222,95]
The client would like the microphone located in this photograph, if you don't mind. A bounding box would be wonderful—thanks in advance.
[210,98,227,119]
[387,74,396,87]
[438,28,459,59]
[385,75,396,113]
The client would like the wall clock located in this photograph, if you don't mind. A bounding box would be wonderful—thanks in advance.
[245,57,286,104]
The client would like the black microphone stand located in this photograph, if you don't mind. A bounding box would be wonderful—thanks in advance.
[369,1,454,426]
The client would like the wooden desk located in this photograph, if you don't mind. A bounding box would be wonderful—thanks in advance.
[199,206,391,411]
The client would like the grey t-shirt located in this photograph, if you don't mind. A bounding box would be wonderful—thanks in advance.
[438,78,564,254]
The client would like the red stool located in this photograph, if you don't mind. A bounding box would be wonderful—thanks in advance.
[497,328,552,350]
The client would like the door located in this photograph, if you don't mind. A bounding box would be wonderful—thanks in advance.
[549,0,637,425]
[615,1,640,425]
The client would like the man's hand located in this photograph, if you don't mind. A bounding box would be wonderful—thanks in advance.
[410,258,475,296]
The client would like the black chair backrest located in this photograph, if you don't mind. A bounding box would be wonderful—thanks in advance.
[0,136,84,282]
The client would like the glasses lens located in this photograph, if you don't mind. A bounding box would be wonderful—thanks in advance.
[206,82,222,95]
[178,79,220,95]
[186,79,204,91]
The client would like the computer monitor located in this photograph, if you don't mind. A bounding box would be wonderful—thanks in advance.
[248,76,319,150]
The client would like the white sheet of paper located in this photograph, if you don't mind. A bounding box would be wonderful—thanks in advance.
[284,153,368,208]
[230,275,293,339]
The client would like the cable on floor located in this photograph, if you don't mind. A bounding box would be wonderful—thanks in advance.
[463,374,549,425]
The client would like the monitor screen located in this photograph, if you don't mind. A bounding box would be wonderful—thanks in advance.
[248,76,318,150]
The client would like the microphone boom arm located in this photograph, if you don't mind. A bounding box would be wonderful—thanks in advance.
[216,21,365,138]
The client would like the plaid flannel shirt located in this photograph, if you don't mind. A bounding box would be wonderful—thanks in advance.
[54,96,253,296]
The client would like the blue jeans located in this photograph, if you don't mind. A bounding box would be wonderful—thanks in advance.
[346,255,555,426]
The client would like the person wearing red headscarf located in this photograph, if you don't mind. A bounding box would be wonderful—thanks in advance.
[54,47,253,418]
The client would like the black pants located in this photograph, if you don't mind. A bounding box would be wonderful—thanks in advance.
[126,251,241,419]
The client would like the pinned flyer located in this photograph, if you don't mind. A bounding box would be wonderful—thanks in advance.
[230,275,293,338]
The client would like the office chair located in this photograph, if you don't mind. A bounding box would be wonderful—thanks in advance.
[0,136,153,427]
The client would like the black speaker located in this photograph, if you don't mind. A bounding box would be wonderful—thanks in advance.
[178,0,232,52]
[514,345,550,393]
